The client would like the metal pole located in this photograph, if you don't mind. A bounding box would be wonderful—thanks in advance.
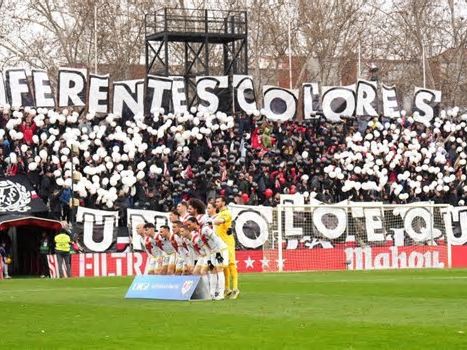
[70,158,75,225]
[277,204,283,272]
[358,41,361,80]
[288,21,293,89]
[422,44,426,88]
[94,1,98,73]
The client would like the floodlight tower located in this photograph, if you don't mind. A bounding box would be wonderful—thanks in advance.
[144,8,249,108]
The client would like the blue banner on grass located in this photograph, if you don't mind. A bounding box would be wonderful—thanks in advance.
[125,275,209,300]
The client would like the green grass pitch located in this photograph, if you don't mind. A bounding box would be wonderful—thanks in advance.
[1,270,467,349]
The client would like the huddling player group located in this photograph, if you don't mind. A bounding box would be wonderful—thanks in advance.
[135,196,239,300]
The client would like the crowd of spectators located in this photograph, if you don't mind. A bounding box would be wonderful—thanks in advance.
[0,104,466,224]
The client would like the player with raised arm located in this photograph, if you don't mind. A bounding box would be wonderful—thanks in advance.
[212,196,239,299]
[183,216,228,300]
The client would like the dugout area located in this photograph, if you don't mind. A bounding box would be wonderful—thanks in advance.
[0,216,62,276]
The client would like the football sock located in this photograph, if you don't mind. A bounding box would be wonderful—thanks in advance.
[230,264,238,290]
[208,273,217,297]
[217,271,225,296]
[224,267,231,290]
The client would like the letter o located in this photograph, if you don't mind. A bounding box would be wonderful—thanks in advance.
[312,208,346,239]
[404,208,431,242]
[234,210,269,248]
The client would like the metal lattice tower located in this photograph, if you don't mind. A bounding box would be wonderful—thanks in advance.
[145,8,248,108]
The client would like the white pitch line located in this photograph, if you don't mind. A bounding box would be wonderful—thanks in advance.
[251,276,467,283]
[0,286,120,293]
[310,277,467,283]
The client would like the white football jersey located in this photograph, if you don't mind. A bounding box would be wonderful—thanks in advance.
[202,225,227,251]
[180,212,191,223]
[143,235,164,257]
[182,235,195,257]
[197,214,209,227]
[191,226,227,257]
[173,233,190,257]
[160,234,177,255]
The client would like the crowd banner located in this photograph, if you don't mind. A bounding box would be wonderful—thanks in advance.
[32,70,55,108]
[233,75,257,116]
[127,208,170,251]
[46,254,70,278]
[229,204,273,249]
[303,82,321,119]
[356,80,378,118]
[412,87,442,123]
[261,86,298,122]
[321,85,356,122]
[170,76,188,114]
[57,67,87,107]
[0,68,445,123]
[112,79,145,120]
[75,207,120,252]
[5,68,34,108]
[88,74,110,114]
[146,75,172,115]
[196,76,231,114]
[0,175,48,214]
[69,203,467,255]
[69,251,266,277]
[381,84,401,118]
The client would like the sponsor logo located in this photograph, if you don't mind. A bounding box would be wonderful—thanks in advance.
[344,246,445,270]
[181,280,194,295]
[132,282,150,291]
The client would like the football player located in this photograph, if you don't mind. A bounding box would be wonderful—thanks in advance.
[142,223,164,275]
[212,196,239,299]
[183,217,228,300]
[177,201,190,222]
[158,225,178,275]
[175,222,196,275]
[188,198,208,227]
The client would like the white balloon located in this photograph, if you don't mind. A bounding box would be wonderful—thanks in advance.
[28,162,37,171]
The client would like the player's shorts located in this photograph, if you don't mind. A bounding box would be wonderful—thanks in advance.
[147,255,162,273]
[175,254,184,271]
[211,248,229,267]
[162,253,176,266]
[175,253,193,271]
[194,256,208,267]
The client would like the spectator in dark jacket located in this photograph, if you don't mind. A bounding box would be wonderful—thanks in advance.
[59,186,72,223]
